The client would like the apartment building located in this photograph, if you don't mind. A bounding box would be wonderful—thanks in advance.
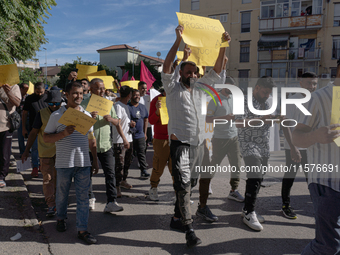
[180,0,340,89]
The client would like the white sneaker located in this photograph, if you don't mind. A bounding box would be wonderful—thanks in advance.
[149,187,159,201]
[208,183,213,195]
[104,201,124,213]
[89,198,96,210]
[228,190,245,202]
[242,211,263,231]
[241,209,265,223]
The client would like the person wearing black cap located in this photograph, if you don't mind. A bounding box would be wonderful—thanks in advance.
[21,90,62,217]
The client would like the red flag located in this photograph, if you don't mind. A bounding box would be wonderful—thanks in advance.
[120,71,129,83]
[140,61,156,91]
[131,76,135,80]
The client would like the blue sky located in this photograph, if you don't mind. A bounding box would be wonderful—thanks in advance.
[37,0,180,66]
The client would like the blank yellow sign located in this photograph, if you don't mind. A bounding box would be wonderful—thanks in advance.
[85,94,113,117]
[58,107,97,135]
[159,97,169,125]
[0,64,20,86]
[331,87,340,147]
[86,70,107,78]
[177,12,229,49]
[121,80,139,90]
[76,64,98,80]
[87,76,114,90]
[27,81,34,95]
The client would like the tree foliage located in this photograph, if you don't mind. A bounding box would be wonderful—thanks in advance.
[55,57,119,90]
[19,68,42,84]
[124,60,162,90]
[0,0,57,65]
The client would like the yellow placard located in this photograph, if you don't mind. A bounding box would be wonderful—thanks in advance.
[120,80,139,90]
[331,87,340,147]
[27,81,34,95]
[176,51,204,76]
[76,64,98,80]
[178,46,218,67]
[0,64,20,86]
[177,12,229,49]
[177,51,184,60]
[58,107,97,136]
[86,70,107,78]
[87,76,114,90]
[85,94,113,117]
[159,97,169,125]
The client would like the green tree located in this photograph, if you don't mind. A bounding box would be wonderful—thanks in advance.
[55,57,118,90]
[124,60,162,90]
[0,0,57,65]
[19,68,42,84]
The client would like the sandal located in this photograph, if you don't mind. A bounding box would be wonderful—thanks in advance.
[0,180,6,188]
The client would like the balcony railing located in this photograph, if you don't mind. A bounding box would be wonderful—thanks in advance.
[258,48,321,62]
[259,14,322,32]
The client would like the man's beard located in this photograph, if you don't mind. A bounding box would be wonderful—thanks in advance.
[181,76,197,87]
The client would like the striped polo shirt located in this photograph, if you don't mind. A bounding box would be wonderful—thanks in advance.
[297,82,340,192]
[44,105,93,169]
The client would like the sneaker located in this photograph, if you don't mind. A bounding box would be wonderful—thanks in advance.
[170,217,185,232]
[31,167,39,178]
[89,198,96,210]
[196,205,218,222]
[186,230,202,248]
[242,211,263,231]
[241,209,265,223]
[140,170,150,179]
[117,187,122,198]
[78,231,97,244]
[56,219,67,232]
[282,205,297,219]
[120,180,132,189]
[104,201,124,213]
[228,190,245,202]
[208,183,213,195]
[149,187,159,201]
[46,206,56,217]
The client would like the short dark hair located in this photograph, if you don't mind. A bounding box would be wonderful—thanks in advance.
[301,72,317,78]
[19,83,28,89]
[138,81,147,87]
[255,76,276,89]
[180,61,197,72]
[120,86,132,98]
[34,82,45,90]
[65,81,83,93]
[81,78,89,85]
[90,78,103,87]
[132,89,140,94]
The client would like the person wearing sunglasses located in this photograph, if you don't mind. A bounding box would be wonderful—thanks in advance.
[21,89,62,217]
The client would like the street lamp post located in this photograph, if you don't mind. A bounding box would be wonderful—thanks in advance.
[43,48,47,84]
[132,46,137,77]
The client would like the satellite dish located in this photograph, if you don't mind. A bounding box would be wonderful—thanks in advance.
[157,52,161,57]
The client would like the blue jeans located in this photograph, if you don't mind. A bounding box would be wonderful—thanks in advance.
[56,166,91,231]
[301,183,340,255]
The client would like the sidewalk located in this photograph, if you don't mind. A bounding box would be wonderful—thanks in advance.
[0,132,315,255]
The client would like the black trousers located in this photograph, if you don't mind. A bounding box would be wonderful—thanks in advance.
[0,130,13,180]
[243,155,268,213]
[281,149,308,206]
[133,137,147,172]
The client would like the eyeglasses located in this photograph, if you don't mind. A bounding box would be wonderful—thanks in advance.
[48,102,61,106]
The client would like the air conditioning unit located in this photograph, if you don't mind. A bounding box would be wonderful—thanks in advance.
[321,74,330,79]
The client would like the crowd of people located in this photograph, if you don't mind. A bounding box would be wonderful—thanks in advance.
[0,24,340,252]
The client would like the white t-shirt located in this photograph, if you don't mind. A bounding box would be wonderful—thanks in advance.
[284,93,306,151]
[113,101,133,143]
[44,105,94,168]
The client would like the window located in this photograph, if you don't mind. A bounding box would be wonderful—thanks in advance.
[261,0,289,19]
[291,0,300,17]
[220,14,228,23]
[333,36,340,59]
[241,12,251,33]
[191,0,199,11]
[239,70,250,90]
[240,41,250,62]
[242,0,252,3]
[334,3,340,26]
[331,68,338,80]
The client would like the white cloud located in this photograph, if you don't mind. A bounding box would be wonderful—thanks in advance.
[103,0,169,9]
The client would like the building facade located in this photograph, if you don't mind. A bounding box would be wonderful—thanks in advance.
[180,0,340,89]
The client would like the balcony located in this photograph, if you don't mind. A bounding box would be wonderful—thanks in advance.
[258,47,321,62]
[259,15,322,33]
